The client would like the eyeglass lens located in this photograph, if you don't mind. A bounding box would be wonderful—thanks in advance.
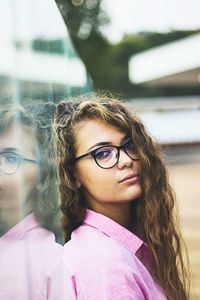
[93,142,138,169]
[0,152,21,175]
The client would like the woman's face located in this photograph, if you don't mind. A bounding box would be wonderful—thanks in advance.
[74,119,142,211]
[0,125,39,214]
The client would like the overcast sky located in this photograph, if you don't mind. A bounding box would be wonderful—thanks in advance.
[102,0,200,42]
[0,0,67,42]
[0,0,200,43]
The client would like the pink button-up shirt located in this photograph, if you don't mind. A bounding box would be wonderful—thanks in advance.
[63,209,167,300]
[0,213,68,300]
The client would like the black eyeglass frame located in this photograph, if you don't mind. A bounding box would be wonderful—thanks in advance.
[75,140,139,169]
[0,151,38,175]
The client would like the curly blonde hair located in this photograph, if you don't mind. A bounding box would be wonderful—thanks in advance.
[54,94,190,300]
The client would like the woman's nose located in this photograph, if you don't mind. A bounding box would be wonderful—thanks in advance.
[117,149,133,169]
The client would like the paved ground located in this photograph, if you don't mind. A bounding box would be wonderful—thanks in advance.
[168,162,200,300]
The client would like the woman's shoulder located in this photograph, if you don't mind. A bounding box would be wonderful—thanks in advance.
[61,224,166,299]
[63,224,135,271]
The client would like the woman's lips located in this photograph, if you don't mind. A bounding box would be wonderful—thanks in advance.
[119,174,139,184]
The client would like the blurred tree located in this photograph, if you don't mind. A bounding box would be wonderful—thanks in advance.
[55,0,111,91]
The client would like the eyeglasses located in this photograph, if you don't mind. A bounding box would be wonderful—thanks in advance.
[75,140,139,169]
[0,151,37,175]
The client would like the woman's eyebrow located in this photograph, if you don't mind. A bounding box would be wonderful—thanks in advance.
[0,147,20,153]
[88,141,112,151]
[88,135,129,151]
[121,135,130,144]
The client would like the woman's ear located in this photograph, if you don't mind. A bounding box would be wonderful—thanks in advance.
[75,178,82,189]
[73,170,82,188]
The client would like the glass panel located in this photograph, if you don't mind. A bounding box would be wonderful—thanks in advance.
[0,0,92,104]
[0,1,91,298]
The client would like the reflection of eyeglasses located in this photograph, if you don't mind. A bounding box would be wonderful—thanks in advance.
[75,140,139,169]
[0,152,37,175]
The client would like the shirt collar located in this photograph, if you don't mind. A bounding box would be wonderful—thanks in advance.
[83,209,144,254]
[0,213,39,241]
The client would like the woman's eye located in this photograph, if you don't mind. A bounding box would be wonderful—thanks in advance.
[125,142,136,152]
[94,148,112,160]
[4,153,20,164]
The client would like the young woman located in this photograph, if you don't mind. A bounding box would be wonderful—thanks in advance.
[54,95,190,300]
[0,103,67,299]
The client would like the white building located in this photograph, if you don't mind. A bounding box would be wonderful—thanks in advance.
[128,34,200,145]
[129,33,200,86]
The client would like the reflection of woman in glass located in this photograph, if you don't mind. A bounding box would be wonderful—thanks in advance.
[0,103,66,299]
[54,95,190,300]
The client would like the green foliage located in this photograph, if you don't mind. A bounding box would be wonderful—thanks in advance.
[31,38,78,58]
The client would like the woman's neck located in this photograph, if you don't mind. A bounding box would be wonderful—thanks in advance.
[87,202,132,229]
[0,204,33,236]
